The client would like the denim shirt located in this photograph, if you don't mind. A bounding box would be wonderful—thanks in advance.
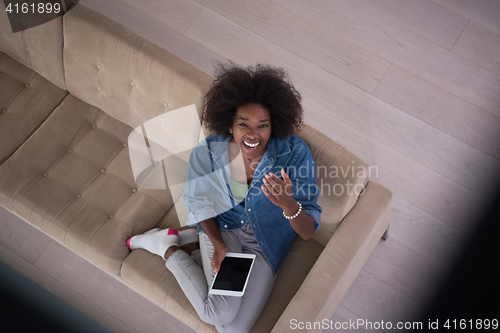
[183,133,322,274]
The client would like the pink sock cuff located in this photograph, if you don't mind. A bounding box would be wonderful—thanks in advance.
[167,228,179,236]
[126,238,133,251]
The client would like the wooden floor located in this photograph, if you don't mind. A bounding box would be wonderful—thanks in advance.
[1,0,499,332]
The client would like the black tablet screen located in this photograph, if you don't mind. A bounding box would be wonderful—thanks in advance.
[212,256,253,292]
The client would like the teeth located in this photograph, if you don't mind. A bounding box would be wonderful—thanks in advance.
[244,141,259,148]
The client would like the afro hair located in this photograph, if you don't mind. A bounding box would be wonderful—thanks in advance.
[201,62,304,140]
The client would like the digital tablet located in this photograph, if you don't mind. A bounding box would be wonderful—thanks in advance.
[209,253,256,297]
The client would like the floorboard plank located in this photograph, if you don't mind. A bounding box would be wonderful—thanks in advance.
[348,0,468,49]
[193,0,391,93]
[388,195,468,270]
[119,0,202,34]
[304,102,489,233]
[363,237,447,306]
[431,0,500,34]
[338,269,426,331]
[327,305,383,332]
[0,206,51,264]
[374,65,500,156]
[452,21,500,74]
[271,0,500,116]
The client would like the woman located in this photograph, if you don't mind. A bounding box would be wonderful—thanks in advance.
[127,62,321,333]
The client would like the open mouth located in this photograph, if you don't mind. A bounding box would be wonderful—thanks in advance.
[243,140,260,150]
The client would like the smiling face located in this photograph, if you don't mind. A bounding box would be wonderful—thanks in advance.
[229,103,272,161]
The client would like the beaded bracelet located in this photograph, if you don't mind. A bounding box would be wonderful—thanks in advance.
[283,202,302,220]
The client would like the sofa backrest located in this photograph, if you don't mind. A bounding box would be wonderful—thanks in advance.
[62,4,213,131]
[0,1,67,90]
[61,4,215,227]
[297,125,369,246]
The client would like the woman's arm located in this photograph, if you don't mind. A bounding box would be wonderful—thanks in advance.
[282,200,316,240]
[198,217,229,273]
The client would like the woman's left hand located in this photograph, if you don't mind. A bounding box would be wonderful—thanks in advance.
[261,170,298,214]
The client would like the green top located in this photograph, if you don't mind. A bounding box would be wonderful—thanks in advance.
[231,177,251,200]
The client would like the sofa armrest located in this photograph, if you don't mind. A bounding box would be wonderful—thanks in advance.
[271,180,392,332]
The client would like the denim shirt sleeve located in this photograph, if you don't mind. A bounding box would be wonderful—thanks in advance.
[182,141,218,226]
[182,137,235,228]
[284,140,322,232]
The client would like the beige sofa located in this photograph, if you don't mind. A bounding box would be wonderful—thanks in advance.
[0,3,392,332]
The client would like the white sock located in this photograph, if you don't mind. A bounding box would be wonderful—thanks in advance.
[178,228,199,247]
[127,228,179,260]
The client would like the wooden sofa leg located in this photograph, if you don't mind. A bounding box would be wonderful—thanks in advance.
[381,224,390,240]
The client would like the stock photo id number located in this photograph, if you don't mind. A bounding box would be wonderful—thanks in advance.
[3,0,78,32]
[6,1,62,13]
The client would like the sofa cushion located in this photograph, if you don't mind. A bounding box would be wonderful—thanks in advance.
[62,4,213,131]
[0,2,66,90]
[0,93,173,274]
[297,125,369,246]
[0,52,67,165]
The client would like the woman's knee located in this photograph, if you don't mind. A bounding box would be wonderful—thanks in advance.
[216,319,255,333]
[199,297,240,326]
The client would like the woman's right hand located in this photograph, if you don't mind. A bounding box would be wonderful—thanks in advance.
[212,241,229,273]
[198,217,229,274]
